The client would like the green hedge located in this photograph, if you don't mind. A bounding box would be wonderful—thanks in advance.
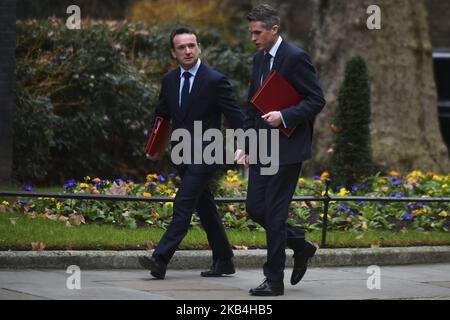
[14,20,252,184]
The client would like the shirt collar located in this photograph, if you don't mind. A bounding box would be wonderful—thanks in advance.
[180,59,201,78]
[266,36,283,58]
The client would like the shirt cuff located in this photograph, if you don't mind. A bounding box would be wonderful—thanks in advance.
[279,111,287,128]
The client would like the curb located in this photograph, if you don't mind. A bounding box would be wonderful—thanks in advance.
[1,246,450,269]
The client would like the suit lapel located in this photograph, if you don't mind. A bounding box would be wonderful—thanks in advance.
[272,40,287,73]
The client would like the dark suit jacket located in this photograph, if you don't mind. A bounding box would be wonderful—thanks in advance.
[151,62,244,173]
[244,40,326,166]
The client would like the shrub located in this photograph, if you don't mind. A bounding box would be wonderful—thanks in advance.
[330,56,374,187]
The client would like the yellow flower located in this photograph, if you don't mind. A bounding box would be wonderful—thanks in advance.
[1,201,10,206]
[439,211,448,218]
[409,171,425,179]
[92,178,101,183]
[433,175,443,182]
[413,209,425,216]
[80,183,89,189]
[84,176,91,181]
[143,192,152,197]
[442,184,448,190]
[165,189,173,195]
[378,178,387,184]
[298,178,305,184]
[319,213,332,220]
[338,188,349,197]
[165,202,173,208]
[390,170,400,177]
[320,171,330,180]
[147,173,158,180]
[56,202,62,210]
[226,176,238,183]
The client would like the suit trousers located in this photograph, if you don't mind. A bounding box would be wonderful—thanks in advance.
[153,165,233,264]
[246,163,306,282]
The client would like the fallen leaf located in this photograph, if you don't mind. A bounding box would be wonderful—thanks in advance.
[356,234,364,240]
[233,245,248,250]
[9,218,17,225]
[69,214,86,226]
[146,240,155,250]
[371,240,381,249]
[31,242,46,251]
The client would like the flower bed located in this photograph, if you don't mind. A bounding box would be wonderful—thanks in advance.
[1,170,449,232]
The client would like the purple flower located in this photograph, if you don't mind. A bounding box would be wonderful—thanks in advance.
[115,178,124,184]
[23,185,33,192]
[19,200,28,205]
[157,175,166,182]
[352,186,359,192]
[313,176,321,181]
[168,173,175,178]
[403,214,413,221]
[338,204,349,212]
[63,179,77,190]
[417,202,424,208]
[393,179,403,186]
[126,179,134,184]
[407,203,415,211]
[335,185,345,192]
[358,201,368,206]
[347,210,355,216]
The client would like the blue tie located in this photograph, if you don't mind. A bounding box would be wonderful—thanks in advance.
[180,71,192,109]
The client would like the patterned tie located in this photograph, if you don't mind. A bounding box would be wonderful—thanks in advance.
[260,52,272,86]
[180,71,192,109]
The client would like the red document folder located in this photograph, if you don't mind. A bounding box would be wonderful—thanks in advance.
[144,116,171,159]
[251,70,304,137]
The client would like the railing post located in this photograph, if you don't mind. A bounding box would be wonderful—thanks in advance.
[321,179,331,248]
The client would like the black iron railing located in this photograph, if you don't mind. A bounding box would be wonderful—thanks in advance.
[1,181,450,247]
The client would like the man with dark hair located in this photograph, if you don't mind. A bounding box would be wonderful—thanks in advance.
[240,4,326,296]
[138,27,244,280]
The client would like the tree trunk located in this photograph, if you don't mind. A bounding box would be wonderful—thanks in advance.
[306,0,449,174]
[0,0,16,185]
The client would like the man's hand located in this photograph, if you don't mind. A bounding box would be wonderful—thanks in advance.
[145,152,160,161]
[234,149,249,168]
[262,111,282,127]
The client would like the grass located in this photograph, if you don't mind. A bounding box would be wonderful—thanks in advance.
[1,213,450,250]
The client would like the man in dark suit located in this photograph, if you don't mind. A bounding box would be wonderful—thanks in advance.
[138,27,244,279]
[239,4,326,296]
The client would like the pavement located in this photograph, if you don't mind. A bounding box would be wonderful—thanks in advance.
[0,264,450,300]
[1,247,450,300]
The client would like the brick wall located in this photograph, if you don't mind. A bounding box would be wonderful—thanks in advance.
[0,0,15,185]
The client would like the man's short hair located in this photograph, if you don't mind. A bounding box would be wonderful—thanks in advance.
[247,4,280,30]
[170,26,199,49]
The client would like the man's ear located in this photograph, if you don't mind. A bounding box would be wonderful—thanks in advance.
[171,49,177,59]
[272,25,279,35]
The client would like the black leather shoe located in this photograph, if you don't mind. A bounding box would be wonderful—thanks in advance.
[200,259,235,277]
[249,279,284,296]
[291,240,317,285]
[138,255,167,279]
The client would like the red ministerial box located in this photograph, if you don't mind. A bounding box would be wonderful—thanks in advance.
[144,116,171,159]
[251,70,304,137]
